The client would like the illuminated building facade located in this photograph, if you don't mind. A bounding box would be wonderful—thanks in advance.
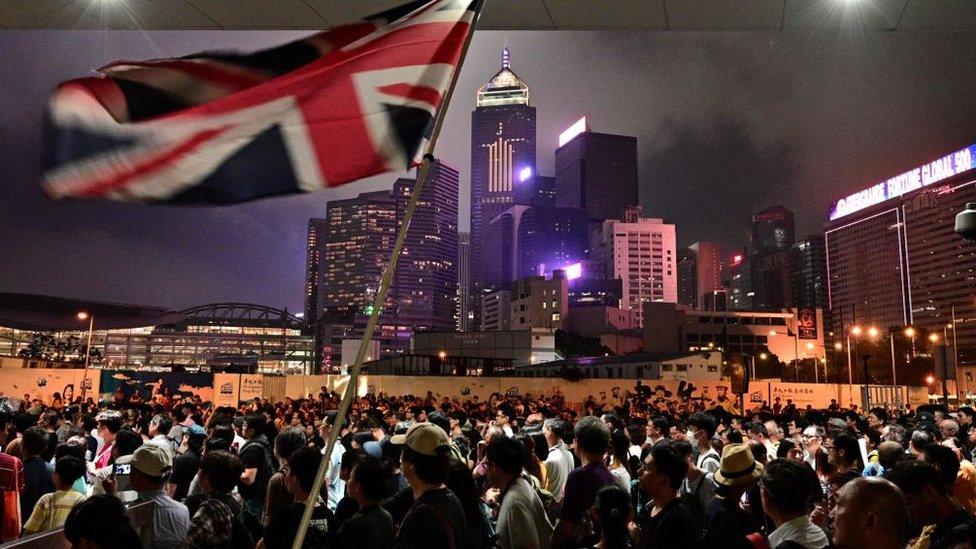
[750,206,795,310]
[304,218,328,324]
[470,47,536,293]
[457,232,471,331]
[825,142,976,366]
[508,271,569,332]
[601,207,677,327]
[678,241,724,310]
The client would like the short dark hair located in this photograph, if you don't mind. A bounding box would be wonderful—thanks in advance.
[55,440,86,462]
[650,416,669,434]
[650,446,687,491]
[762,459,814,516]
[340,448,367,473]
[243,414,265,436]
[200,451,243,493]
[486,436,525,476]
[287,447,323,494]
[96,411,123,434]
[22,427,49,457]
[402,445,450,485]
[115,429,144,457]
[64,495,141,548]
[351,455,391,501]
[151,414,173,434]
[575,416,611,456]
[427,411,451,435]
[687,412,717,439]
[921,443,960,492]
[274,427,307,461]
[55,456,86,485]
[869,407,888,422]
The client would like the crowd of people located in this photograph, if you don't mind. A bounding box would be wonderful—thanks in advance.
[0,384,973,548]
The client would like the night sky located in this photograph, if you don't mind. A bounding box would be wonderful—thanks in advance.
[2,29,976,312]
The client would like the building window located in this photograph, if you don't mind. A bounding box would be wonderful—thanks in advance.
[707,365,718,372]
[552,313,561,321]
[677,364,688,372]
[662,364,673,371]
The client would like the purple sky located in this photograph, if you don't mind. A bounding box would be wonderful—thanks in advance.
[2,29,976,312]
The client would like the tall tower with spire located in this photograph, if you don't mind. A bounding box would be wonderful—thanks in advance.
[469,47,536,328]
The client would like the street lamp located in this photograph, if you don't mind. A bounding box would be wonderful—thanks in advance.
[77,312,94,401]
[867,326,879,338]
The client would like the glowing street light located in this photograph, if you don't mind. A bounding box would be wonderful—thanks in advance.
[759,353,768,360]
[834,341,843,351]
[437,351,446,359]
[805,342,815,351]
[926,375,935,385]
[851,325,862,336]
[929,333,940,343]
[904,327,916,338]
[867,326,879,338]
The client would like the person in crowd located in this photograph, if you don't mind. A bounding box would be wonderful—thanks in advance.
[543,418,574,502]
[262,426,307,527]
[238,413,274,537]
[333,448,367,530]
[827,434,865,476]
[831,476,907,549]
[802,426,831,479]
[552,416,614,548]
[942,436,976,514]
[485,435,554,549]
[94,411,123,469]
[169,423,205,501]
[392,422,467,548]
[63,494,142,548]
[590,485,632,549]
[91,429,143,503]
[23,455,86,535]
[319,410,346,511]
[258,446,333,549]
[185,451,250,548]
[111,443,189,549]
[688,412,721,473]
[607,429,632,492]
[673,440,716,522]
[885,458,975,549]
[703,443,762,549]
[337,455,395,549]
[645,416,670,450]
[760,459,829,549]
[147,414,175,458]
[632,445,697,549]
[20,426,55,525]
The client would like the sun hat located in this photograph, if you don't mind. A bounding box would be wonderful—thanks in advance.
[714,443,764,487]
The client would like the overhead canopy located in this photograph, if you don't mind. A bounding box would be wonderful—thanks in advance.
[1,0,973,31]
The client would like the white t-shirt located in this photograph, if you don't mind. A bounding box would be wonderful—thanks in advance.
[609,463,631,492]
[544,442,573,502]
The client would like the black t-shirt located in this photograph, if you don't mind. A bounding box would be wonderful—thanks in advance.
[639,498,698,549]
[170,450,201,501]
[263,501,334,549]
[338,504,395,549]
[395,487,467,549]
[704,495,759,549]
[237,435,271,500]
[334,496,359,531]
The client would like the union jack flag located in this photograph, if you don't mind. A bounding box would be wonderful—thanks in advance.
[43,0,479,204]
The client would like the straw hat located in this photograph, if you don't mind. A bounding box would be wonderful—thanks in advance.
[714,443,764,487]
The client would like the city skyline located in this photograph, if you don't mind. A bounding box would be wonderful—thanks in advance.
[3,30,976,311]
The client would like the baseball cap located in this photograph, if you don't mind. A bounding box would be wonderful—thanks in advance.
[131,444,172,478]
[390,422,450,456]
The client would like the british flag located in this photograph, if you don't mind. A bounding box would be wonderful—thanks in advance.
[42,0,479,204]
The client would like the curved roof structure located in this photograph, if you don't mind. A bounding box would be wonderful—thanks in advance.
[0,1,971,31]
[0,293,182,331]
[180,303,304,329]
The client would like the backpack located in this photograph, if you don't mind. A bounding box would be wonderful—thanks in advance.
[210,496,255,549]
[678,474,709,545]
[522,473,558,523]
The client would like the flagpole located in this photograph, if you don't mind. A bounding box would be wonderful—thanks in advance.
[291,3,484,547]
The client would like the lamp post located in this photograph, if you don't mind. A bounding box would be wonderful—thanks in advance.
[77,312,94,402]
[930,332,948,405]
[847,325,861,389]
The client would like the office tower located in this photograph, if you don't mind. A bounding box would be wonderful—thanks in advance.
[791,236,828,310]
[825,142,976,365]
[304,217,328,323]
[600,206,677,327]
[677,241,724,310]
[726,252,753,310]
[514,172,556,207]
[392,160,460,333]
[321,190,397,322]
[751,206,795,310]
[554,117,638,226]
[493,204,589,282]
[457,232,471,331]
[470,47,536,293]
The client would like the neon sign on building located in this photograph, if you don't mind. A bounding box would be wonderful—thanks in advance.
[829,143,976,221]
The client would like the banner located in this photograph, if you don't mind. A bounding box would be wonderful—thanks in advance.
[797,308,818,340]
[100,371,214,403]
[0,368,99,406]
[239,374,264,403]
[213,374,240,408]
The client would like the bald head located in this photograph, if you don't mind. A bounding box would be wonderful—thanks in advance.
[832,477,908,549]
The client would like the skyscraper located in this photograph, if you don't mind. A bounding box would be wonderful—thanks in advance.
[304,217,328,323]
[825,142,976,366]
[392,161,460,333]
[457,231,471,331]
[600,207,677,327]
[470,47,536,294]
[750,206,795,310]
[791,236,828,310]
[677,241,724,310]
[554,118,638,225]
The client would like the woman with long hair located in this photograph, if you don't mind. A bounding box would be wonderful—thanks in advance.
[515,432,546,487]
[607,429,631,492]
[589,485,633,548]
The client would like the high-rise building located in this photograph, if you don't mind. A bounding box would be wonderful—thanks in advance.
[470,47,536,293]
[600,207,677,327]
[509,271,570,332]
[791,236,828,310]
[392,160,459,333]
[750,206,796,310]
[304,218,328,324]
[825,142,976,366]
[725,252,753,310]
[554,118,639,224]
[457,232,471,331]
[677,241,724,310]
[321,190,397,323]
[493,204,589,282]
